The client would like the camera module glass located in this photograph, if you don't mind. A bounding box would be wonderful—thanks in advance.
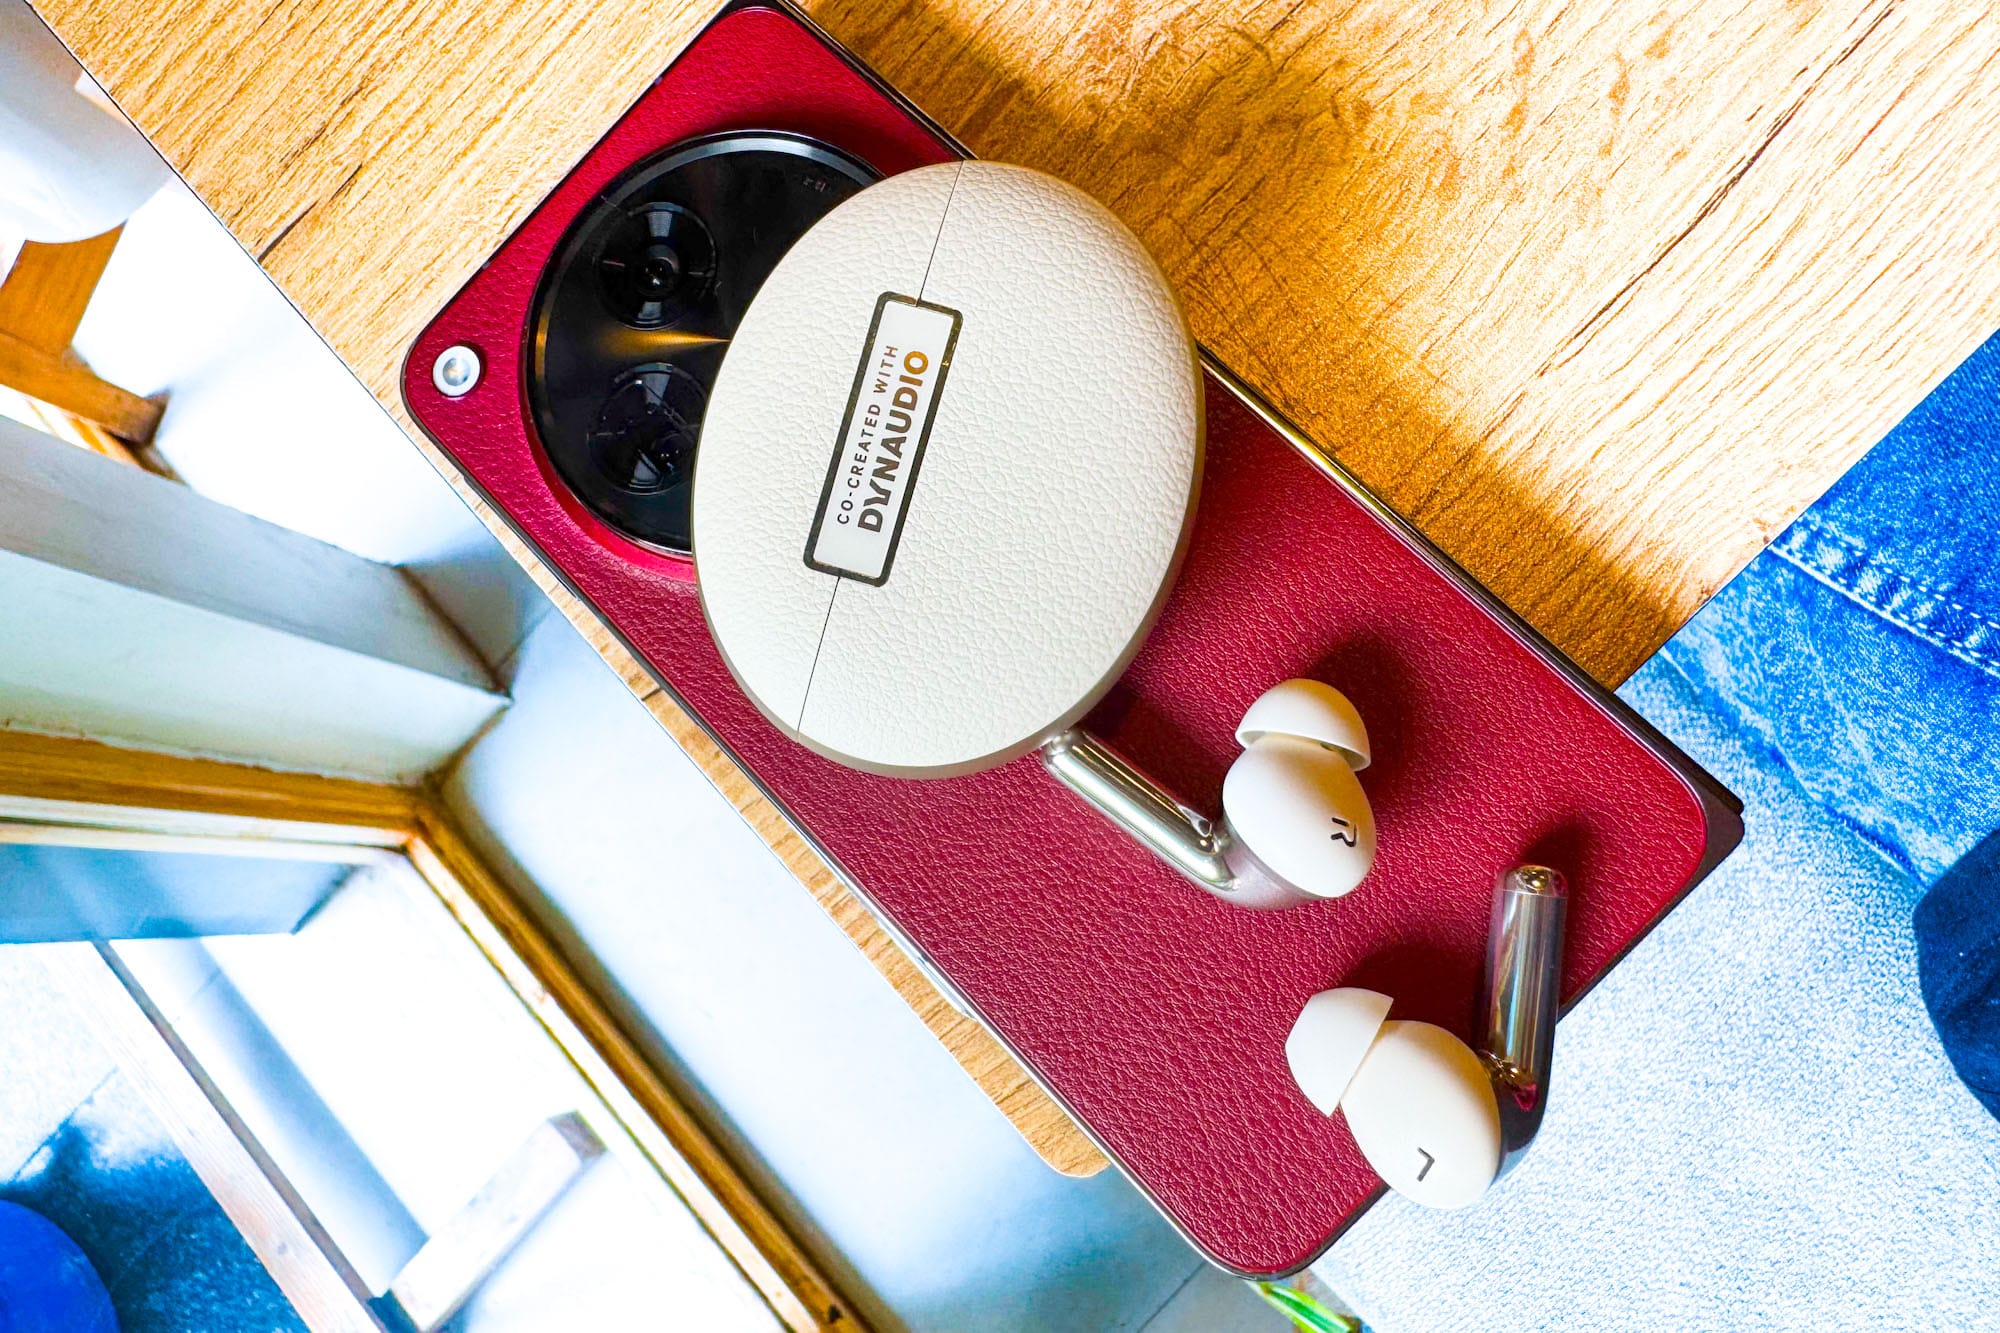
[527,133,876,556]
[597,204,716,329]
[589,363,704,493]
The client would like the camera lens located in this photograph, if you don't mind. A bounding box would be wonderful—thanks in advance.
[588,363,705,493]
[597,203,716,328]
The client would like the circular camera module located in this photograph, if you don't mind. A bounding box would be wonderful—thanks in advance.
[528,132,877,556]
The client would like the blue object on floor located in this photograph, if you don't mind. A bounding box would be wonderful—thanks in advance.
[0,1200,117,1333]
[1915,829,2000,1120]
[4,1074,305,1333]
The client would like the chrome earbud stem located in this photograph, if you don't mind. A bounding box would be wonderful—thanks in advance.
[1481,864,1568,1178]
[1040,728,1309,910]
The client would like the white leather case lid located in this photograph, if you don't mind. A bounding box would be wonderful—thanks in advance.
[694,162,1201,775]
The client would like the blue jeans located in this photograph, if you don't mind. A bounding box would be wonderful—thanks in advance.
[1315,330,2000,1330]
[1661,333,2000,886]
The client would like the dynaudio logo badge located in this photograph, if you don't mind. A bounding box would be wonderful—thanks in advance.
[804,293,960,585]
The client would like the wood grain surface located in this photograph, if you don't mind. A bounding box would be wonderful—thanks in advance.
[32,0,2000,1171]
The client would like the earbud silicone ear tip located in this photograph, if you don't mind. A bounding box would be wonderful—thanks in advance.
[1289,992,1505,1210]
[1222,737,1376,899]
[1235,679,1370,771]
[1340,1020,1501,1209]
[1285,988,1393,1114]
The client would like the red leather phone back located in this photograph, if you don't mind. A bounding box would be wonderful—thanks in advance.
[403,3,1738,1275]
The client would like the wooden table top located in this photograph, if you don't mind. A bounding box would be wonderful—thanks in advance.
[39,0,2000,1174]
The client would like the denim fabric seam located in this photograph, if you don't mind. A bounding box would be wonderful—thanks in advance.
[1772,515,2000,683]
[1784,518,2000,634]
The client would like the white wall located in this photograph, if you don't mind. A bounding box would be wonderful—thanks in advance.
[0,417,503,779]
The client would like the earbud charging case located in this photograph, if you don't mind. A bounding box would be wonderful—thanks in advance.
[694,163,1201,774]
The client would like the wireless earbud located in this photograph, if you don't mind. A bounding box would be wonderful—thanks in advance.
[1286,866,1569,1207]
[1042,679,1376,910]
